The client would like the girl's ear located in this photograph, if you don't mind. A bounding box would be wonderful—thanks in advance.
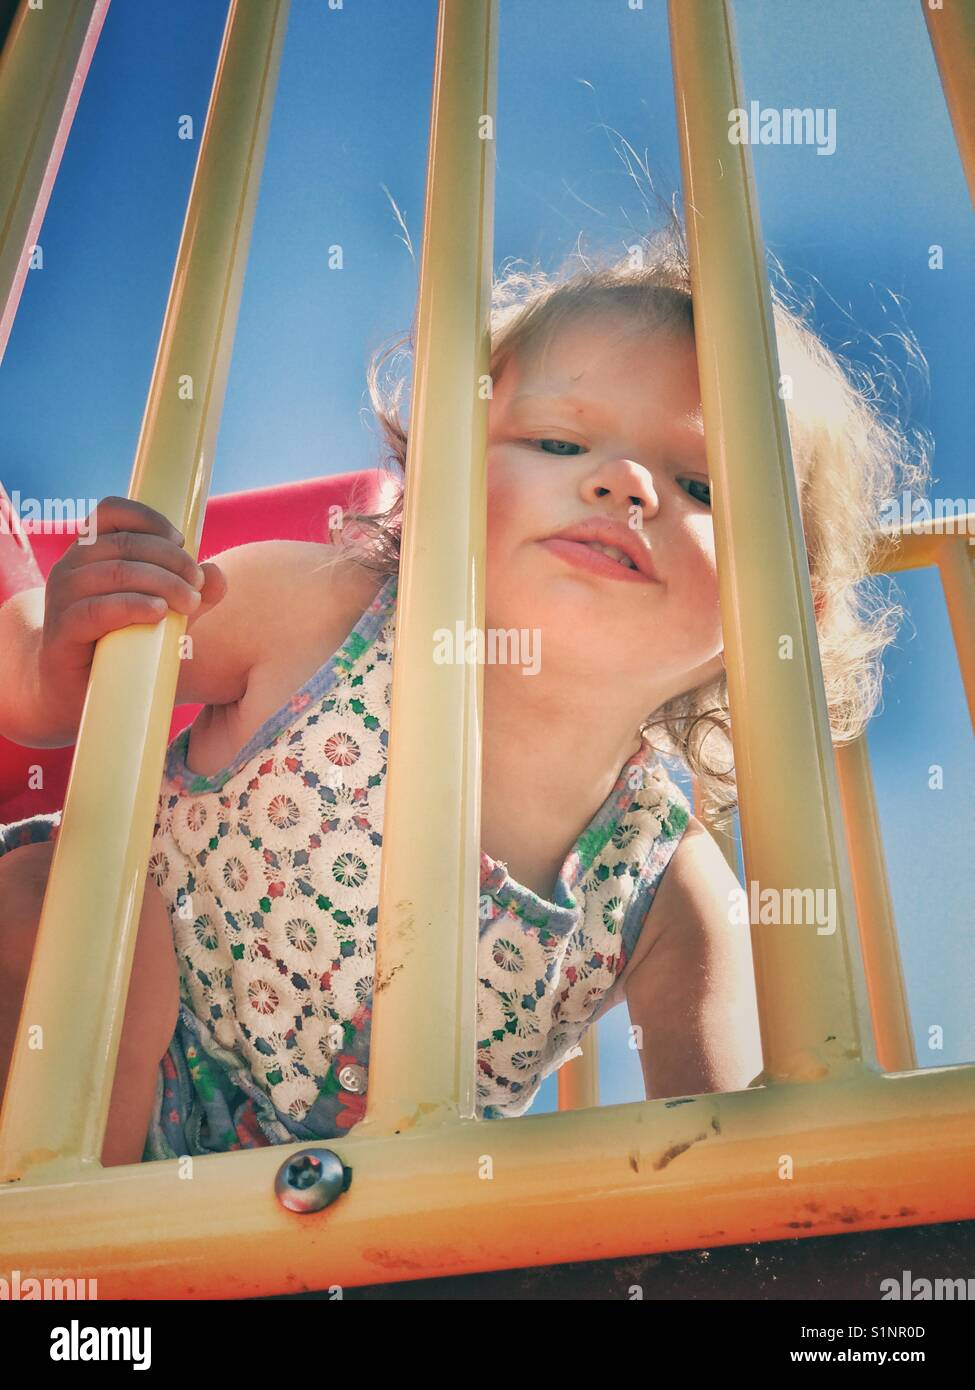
[812,582,826,620]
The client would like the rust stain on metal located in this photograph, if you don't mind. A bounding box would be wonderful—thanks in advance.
[393,1101,442,1132]
[362,1242,468,1274]
[374,899,417,992]
[362,1247,427,1272]
[374,961,404,994]
[653,1130,709,1170]
[784,1204,895,1232]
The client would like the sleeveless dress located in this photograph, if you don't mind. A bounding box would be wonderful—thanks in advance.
[0,572,693,1159]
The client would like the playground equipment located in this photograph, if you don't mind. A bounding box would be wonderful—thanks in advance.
[0,0,972,1297]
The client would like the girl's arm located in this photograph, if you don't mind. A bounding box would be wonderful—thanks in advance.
[625,818,764,1101]
[0,521,352,746]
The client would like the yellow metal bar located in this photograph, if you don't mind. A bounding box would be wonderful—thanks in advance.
[869,511,975,574]
[0,0,110,363]
[557,1027,599,1111]
[924,0,975,214]
[667,0,874,1086]
[869,515,975,729]
[0,0,291,1183]
[827,517,975,1074]
[353,0,497,1136]
[691,773,738,875]
[834,736,916,1073]
[2,1065,973,1295]
[937,534,975,730]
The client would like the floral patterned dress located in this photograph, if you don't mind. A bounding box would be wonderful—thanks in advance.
[0,572,692,1160]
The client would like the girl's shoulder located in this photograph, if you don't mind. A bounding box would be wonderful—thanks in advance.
[615,813,741,995]
[179,541,392,780]
[241,539,391,673]
[253,540,391,671]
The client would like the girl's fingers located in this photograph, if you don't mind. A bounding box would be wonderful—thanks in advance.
[188,561,228,620]
[54,528,204,592]
[51,592,173,647]
[49,558,203,618]
[82,496,184,548]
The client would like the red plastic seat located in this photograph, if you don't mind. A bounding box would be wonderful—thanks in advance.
[0,469,399,825]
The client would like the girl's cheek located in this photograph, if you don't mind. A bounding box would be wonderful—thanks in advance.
[672,516,713,567]
[486,460,527,543]
[678,533,722,623]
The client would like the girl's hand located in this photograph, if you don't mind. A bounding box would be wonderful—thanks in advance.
[37,496,227,723]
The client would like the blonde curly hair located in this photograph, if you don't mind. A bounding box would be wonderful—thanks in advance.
[338,218,930,828]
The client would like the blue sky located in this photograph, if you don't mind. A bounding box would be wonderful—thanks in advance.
[1,0,971,1106]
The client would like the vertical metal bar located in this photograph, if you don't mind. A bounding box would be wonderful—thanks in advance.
[937,535,975,730]
[355,0,497,1135]
[868,515,975,729]
[0,0,111,364]
[832,516,974,1071]
[690,773,738,874]
[923,0,975,214]
[834,736,916,1072]
[667,0,875,1085]
[0,0,291,1182]
[557,1030,599,1111]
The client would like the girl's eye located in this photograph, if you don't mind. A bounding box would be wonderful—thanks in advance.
[678,477,711,507]
[532,438,585,457]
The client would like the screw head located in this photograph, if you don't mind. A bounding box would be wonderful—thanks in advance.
[274,1148,350,1213]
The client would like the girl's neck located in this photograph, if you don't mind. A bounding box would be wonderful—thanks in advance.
[478,663,646,900]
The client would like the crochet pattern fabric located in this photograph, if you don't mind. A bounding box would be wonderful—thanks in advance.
[140,572,692,1158]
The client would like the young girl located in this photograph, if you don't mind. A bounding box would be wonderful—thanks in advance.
[0,230,926,1167]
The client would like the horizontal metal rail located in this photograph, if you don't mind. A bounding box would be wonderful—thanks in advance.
[1,1064,973,1295]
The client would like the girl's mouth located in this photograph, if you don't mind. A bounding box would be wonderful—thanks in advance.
[537,537,661,584]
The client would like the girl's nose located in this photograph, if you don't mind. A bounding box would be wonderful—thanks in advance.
[581,456,660,515]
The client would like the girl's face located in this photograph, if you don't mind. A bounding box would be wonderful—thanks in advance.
[485,315,725,704]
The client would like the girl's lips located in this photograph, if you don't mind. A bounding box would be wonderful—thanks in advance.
[538,537,661,584]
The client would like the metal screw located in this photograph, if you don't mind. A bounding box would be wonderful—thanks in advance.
[274,1147,351,1213]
